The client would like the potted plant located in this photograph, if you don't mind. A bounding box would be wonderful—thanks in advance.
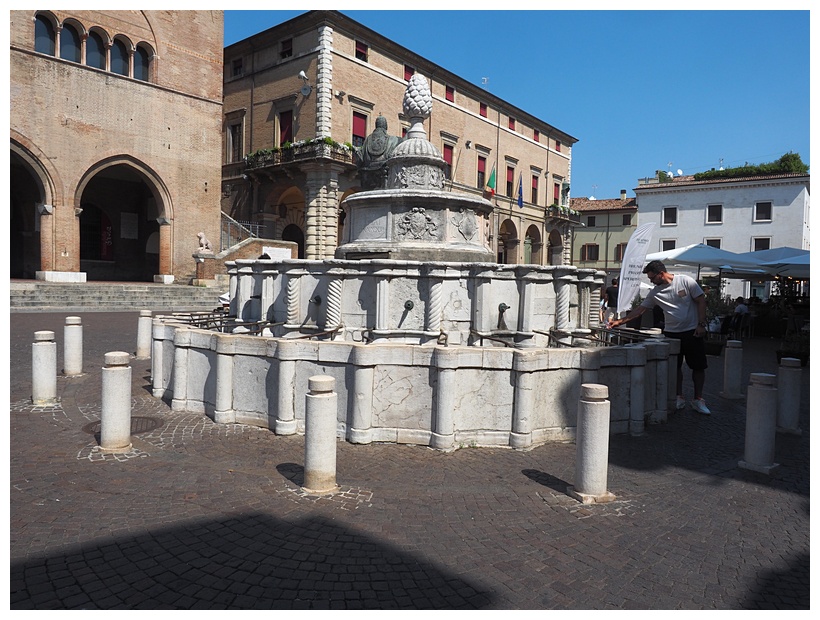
[702,289,733,355]
[776,330,810,366]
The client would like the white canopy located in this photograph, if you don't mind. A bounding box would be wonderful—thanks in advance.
[644,243,809,280]
[759,253,810,279]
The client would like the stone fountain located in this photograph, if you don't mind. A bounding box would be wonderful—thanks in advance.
[150,75,678,450]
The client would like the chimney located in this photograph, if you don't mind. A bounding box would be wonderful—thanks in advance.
[620,189,627,200]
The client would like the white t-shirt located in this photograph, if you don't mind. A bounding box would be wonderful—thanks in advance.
[641,274,704,333]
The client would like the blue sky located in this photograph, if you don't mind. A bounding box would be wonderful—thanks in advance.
[224,8,811,201]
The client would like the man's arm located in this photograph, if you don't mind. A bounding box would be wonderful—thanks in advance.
[608,305,648,328]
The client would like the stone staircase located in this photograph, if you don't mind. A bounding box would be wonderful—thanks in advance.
[10,281,226,313]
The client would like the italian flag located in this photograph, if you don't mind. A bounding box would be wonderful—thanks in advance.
[485,163,497,196]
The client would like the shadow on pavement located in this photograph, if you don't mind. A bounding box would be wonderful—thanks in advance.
[10,513,494,610]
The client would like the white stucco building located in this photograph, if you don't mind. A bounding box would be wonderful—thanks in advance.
[634,172,810,299]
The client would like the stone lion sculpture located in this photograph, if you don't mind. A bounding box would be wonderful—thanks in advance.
[197,232,214,253]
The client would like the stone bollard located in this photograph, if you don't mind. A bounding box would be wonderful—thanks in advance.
[303,375,338,494]
[136,310,153,359]
[32,331,58,405]
[719,340,744,400]
[776,358,802,435]
[63,316,83,376]
[738,373,779,474]
[567,384,616,504]
[100,351,133,453]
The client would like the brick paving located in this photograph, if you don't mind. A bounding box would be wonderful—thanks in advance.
[8,312,810,609]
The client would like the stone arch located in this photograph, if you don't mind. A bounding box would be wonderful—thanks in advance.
[524,224,543,265]
[10,138,59,278]
[497,218,518,264]
[547,228,564,265]
[75,155,173,280]
[337,187,359,245]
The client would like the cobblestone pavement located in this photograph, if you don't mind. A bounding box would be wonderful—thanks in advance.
[8,312,810,610]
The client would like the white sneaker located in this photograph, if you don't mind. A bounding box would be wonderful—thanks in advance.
[675,396,686,410]
[691,398,711,415]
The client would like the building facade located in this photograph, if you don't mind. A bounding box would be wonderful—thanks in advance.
[10,10,224,282]
[634,172,810,299]
[570,191,638,284]
[221,10,579,265]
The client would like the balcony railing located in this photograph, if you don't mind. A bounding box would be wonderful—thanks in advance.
[245,140,355,170]
[546,205,581,224]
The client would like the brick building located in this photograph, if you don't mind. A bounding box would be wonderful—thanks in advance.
[10,10,224,282]
[570,191,638,282]
[221,10,579,265]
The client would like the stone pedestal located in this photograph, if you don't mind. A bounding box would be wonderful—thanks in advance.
[193,252,218,286]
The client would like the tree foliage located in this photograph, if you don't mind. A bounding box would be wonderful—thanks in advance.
[693,152,808,181]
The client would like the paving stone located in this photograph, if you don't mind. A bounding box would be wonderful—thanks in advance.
[9,312,810,610]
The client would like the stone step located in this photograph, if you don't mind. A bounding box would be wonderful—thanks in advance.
[10,282,225,313]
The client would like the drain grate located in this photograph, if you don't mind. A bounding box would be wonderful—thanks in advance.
[82,416,162,436]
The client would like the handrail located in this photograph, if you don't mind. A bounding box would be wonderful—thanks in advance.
[469,329,515,347]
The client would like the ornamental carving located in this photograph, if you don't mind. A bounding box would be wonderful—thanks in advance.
[389,164,445,190]
[397,207,437,240]
[451,209,478,241]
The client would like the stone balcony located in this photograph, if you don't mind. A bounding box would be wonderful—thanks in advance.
[545,204,581,225]
[245,140,355,171]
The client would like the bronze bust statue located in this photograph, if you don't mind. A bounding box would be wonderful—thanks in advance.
[354,114,403,190]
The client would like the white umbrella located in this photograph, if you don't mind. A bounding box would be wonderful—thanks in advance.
[759,253,810,279]
[645,243,756,279]
[734,246,808,264]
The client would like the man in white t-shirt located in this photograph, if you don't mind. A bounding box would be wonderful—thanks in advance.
[607,260,711,415]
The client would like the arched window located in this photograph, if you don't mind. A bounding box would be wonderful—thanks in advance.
[111,38,129,76]
[86,30,106,69]
[34,14,56,55]
[59,22,81,63]
[134,44,151,81]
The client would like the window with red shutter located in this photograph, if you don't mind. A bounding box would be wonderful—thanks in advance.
[279,110,293,145]
[355,41,368,61]
[352,112,367,147]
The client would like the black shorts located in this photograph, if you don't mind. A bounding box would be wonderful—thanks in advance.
[663,329,708,371]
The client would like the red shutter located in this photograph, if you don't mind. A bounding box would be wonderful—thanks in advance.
[279,110,293,145]
[477,156,486,174]
[443,144,453,166]
[352,112,367,145]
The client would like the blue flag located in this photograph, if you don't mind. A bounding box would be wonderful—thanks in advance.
[517,173,523,207]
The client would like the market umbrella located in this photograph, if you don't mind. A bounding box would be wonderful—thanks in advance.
[644,243,756,279]
[759,253,810,279]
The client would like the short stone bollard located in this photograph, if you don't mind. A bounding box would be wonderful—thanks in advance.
[100,351,133,453]
[738,373,779,474]
[32,330,58,406]
[719,340,744,400]
[567,383,616,504]
[776,357,802,435]
[136,310,153,359]
[303,375,338,494]
[63,316,83,376]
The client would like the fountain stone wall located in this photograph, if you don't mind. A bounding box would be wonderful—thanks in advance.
[148,74,680,450]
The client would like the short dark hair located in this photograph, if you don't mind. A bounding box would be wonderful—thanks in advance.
[643,260,666,275]
[611,278,618,285]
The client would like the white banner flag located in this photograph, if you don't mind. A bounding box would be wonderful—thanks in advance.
[617,223,656,314]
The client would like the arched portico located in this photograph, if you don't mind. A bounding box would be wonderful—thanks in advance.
[75,156,174,281]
